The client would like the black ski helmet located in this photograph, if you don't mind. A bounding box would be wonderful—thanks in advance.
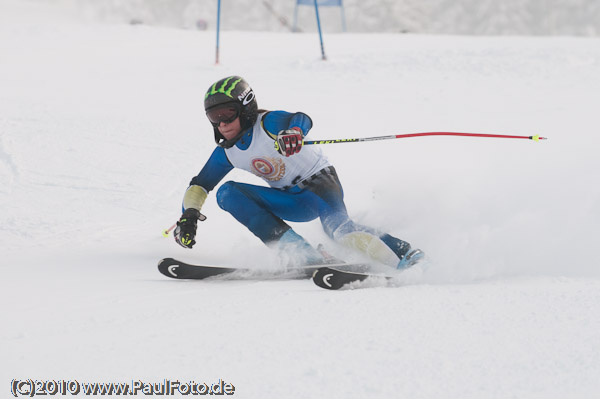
[204,76,258,148]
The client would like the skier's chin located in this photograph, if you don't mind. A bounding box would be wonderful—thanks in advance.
[220,129,239,140]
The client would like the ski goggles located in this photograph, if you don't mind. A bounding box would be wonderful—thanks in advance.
[206,104,240,125]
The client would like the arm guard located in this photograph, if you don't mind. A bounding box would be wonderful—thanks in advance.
[183,185,208,212]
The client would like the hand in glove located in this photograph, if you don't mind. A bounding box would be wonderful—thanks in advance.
[276,127,303,157]
[174,208,206,248]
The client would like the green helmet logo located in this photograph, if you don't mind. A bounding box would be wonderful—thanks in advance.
[205,76,243,100]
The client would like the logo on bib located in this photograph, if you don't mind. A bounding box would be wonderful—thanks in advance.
[251,157,286,181]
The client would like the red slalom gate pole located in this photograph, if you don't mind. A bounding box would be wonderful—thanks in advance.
[304,132,547,145]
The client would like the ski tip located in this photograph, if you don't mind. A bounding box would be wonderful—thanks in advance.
[312,267,339,290]
[312,266,372,290]
[157,258,178,278]
[312,265,398,290]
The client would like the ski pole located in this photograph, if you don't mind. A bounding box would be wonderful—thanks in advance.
[162,223,177,237]
[304,132,547,145]
[162,212,207,237]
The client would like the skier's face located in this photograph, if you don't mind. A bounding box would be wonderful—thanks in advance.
[217,117,242,140]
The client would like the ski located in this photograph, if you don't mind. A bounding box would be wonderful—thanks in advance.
[312,249,425,290]
[158,258,240,280]
[312,267,395,290]
[158,257,370,281]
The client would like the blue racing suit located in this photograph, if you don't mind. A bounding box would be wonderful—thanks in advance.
[185,110,411,267]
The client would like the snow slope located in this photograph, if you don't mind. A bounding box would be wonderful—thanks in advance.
[2,1,600,398]
[72,0,600,35]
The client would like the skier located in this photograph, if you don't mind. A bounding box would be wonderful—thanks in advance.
[174,76,423,269]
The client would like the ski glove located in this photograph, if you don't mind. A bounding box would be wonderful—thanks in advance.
[174,208,206,249]
[276,127,303,157]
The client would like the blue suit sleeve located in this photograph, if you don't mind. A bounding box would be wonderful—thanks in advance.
[262,111,313,138]
[189,146,233,192]
[289,112,313,136]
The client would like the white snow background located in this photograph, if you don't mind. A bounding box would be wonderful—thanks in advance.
[1,0,600,398]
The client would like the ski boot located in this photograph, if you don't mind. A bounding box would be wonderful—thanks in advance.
[277,229,328,268]
[397,248,425,269]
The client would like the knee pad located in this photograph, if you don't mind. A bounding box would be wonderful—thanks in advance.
[338,231,400,268]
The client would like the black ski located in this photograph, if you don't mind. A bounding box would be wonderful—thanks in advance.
[158,257,369,281]
[158,258,240,280]
[312,267,395,290]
